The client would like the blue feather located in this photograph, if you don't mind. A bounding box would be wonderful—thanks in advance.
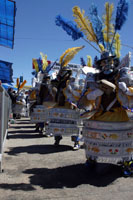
[37,58,43,72]
[31,71,37,78]
[93,56,98,68]
[115,0,129,30]
[55,15,83,41]
[46,59,58,73]
[80,57,86,66]
[89,4,104,45]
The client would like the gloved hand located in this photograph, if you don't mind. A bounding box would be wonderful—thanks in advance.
[118,82,127,92]
[72,90,80,97]
[86,89,103,100]
[68,85,72,93]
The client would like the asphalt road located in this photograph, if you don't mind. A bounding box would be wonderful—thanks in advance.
[0,118,132,200]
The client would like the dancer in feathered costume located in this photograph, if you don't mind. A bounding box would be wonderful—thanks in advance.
[55,0,133,176]
[49,46,84,149]
[30,54,57,135]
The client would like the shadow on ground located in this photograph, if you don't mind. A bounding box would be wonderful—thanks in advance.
[0,183,35,191]
[5,144,73,155]
[0,163,122,191]
[22,163,122,188]
[9,125,35,129]
[7,130,43,139]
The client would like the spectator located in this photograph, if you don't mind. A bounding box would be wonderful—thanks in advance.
[8,88,17,104]
[8,88,17,119]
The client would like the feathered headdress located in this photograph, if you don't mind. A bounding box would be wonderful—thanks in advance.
[55,14,100,52]
[115,0,129,31]
[80,57,86,66]
[72,6,102,52]
[87,55,92,67]
[19,80,27,90]
[32,59,39,72]
[89,3,104,45]
[16,79,27,91]
[102,2,114,50]
[55,15,83,40]
[110,0,129,49]
[59,46,84,67]
[99,43,105,52]
[72,6,98,44]
[55,1,129,58]
[40,52,48,71]
[113,33,121,58]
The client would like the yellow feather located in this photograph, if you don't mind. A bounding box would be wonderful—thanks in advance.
[40,52,48,71]
[59,46,84,67]
[87,55,92,67]
[32,59,39,72]
[102,2,114,48]
[59,47,76,65]
[99,43,105,52]
[114,33,121,58]
[72,6,98,44]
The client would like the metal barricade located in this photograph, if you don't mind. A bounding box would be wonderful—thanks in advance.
[0,86,11,172]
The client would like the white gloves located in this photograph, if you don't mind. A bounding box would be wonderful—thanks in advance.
[86,89,103,100]
[72,90,80,97]
[118,82,127,92]
[118,82,133,96]
[68,85,72,93]
[68,85,80,97]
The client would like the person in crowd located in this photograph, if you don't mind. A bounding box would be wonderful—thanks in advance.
[8,88,17,119]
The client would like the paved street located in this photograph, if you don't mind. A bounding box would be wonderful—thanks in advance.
[0,118,132,200]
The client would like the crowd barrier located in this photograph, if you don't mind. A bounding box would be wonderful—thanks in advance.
[0,86,11,172]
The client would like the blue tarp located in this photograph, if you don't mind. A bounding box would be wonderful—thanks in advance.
[0,60,13,83]
[2,82,17,90]
[0,0,16,48]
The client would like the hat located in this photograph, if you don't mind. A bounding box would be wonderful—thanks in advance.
[43,72,50,79]
[58,67,72,78]
[96,51,116,65]
[60,66,72,72]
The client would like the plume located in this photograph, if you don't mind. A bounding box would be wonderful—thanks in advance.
[46,59,58,73]
[59,46,84,67]
[114,33,121,58]
[19,80,27,89]
[55,15,83,40]
[110,0,129,50]
[80,57,86,66]
[16,78,19,88]
[72,6,98,44]
[37,59,43,72]
[102,2,114,49]
[99,43,105,52]
[87,55,92,67]
[115,0,129,31]
[32,59,39,72]
[93,56,98,68]
[40,52,48,71]
[87,56,92,67]
[89,3,104,44]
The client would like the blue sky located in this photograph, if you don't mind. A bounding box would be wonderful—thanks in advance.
[0,0,133,86]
